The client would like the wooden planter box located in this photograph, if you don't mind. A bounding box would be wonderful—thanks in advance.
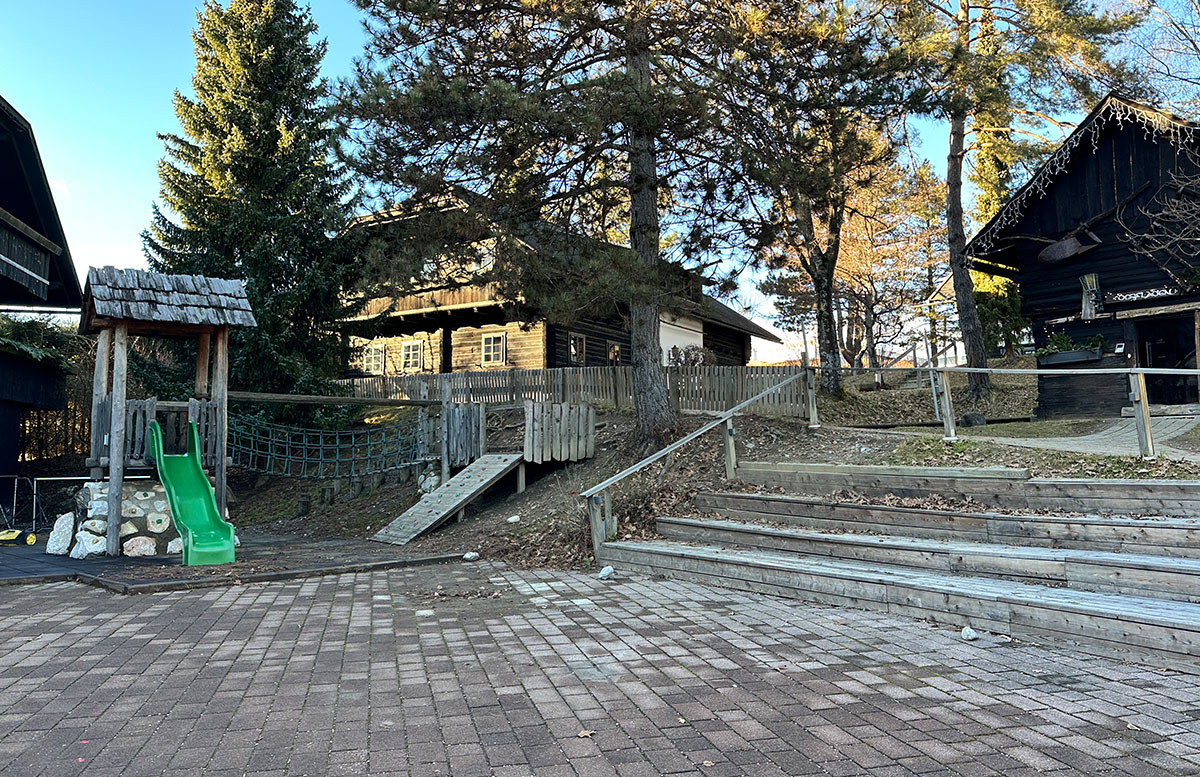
[1037,348,1102,366]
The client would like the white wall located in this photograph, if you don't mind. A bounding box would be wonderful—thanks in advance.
[660,313,704,363]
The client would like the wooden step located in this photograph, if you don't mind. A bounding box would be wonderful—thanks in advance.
[598,539,1200,661]
[735,461,1200,517]
[658,516,1200,602]
[372,454,523,545]
[696,492,1200,557]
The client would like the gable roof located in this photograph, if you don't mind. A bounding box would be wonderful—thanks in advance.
[80,266,257,335]
[0,94,82,310]
[672,295,781,342]
[966,93,1200,261]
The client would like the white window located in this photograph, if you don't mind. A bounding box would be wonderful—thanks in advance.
[400,340,424,372]
[362,343,387,375]
[607,341,621,365]
[482,333,506,365]
[569,332,587,365]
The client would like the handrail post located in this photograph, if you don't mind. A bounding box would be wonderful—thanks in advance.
[806,367,820,429]
[588,492,605,554]
[603,490,615,541]
[724,418,737,480]
[926,338,941,422]
[1129,371,1156,459]
[938,370,957,441]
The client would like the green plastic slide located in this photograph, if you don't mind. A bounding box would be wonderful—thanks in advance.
[147,420,236,566]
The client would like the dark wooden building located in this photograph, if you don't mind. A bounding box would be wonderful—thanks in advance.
[967,94,1200,417]
[0,94,82,495]
[346,196,779,376]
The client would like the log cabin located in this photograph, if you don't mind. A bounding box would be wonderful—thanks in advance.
[346,197,780,377]
[0,94,82,496]
[966,94,1200,418]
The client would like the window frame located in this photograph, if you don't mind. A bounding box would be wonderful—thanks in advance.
[568,331,587,366]
[361,342,387,376]
[481,332,507,365]
[400,340,424,372]
[606,340,622,365]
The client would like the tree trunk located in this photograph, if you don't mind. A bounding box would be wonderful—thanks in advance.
[864,304,880,369]
[947,110,990,400]
[813,272,842,394]
[626,15,675,449]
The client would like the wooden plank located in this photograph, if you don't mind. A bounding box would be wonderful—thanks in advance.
[213,327,229,520]
[106,322,128,557]
[228,391,438,407]
[372,453,523,545]
[195,332,211,398]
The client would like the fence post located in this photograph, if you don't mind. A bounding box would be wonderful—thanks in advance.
[938,370,957,441]
[603,490,616,541]
[1129,371,1156,459]
[588,493,605,554]
[806,367,820,430]
[440,380,451,484]
[724,418,737,480]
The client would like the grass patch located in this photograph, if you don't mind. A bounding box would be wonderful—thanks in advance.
[888,436,1200,479]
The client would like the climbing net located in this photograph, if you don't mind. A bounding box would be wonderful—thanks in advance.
[228,414,431,479]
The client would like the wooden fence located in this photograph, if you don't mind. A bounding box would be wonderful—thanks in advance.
[89,396,222,469]
[340,366,810,419]
[443,402,486,469]
[524,401,596,464]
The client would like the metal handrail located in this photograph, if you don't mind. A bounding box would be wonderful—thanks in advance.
[580,371,807,499]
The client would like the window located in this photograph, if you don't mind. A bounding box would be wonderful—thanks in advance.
[400,340,424,372]
[361,343,386,375]
[482,333,506,365]
[607,341,622,365]
[568,332,587,365]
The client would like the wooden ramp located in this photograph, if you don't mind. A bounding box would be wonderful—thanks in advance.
[372,454,523,546]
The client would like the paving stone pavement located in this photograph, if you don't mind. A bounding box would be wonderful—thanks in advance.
[4,562,1200,777]
[963,416,1200,461]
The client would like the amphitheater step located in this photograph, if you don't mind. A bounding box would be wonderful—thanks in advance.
[597,539,1200,662]
[695,492,1200,557]
[657,516,1200,602]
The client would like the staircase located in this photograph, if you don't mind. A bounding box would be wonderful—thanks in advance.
[597,490,1200,664]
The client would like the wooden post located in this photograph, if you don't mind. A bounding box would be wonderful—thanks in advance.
[89,327,112,478]
[602,489,615,541]
[516,461,526,494]
[440,380,451,484]
[195,332,211,399]
[1194,311,1200,403]
[806,367,820,429]
[106,322,128,556]
[724,418,737,480]
[213,327,230,520]
[1129,371,1156,459]
[588,493,604,554]
[938,370,957,441]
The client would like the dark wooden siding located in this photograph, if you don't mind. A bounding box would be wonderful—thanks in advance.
[1035,355,1129,419]
[703,323,751,366]
[547,318,632,368]
[0,351,65,409]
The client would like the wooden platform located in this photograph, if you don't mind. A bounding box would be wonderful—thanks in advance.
[372,454,523,546]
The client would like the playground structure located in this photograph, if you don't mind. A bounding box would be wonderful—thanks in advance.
[82,266,256,559]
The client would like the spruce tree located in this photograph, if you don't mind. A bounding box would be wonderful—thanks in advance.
[143,0,356,397]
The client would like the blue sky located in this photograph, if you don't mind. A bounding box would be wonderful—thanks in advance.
[1,1,367,284]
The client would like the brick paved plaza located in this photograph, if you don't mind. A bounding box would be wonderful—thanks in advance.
[2,563,1200,777]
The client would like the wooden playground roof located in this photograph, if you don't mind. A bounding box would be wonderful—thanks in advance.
[80,266,258,335]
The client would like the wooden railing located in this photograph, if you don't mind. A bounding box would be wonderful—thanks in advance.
[88,396,221,469]
[338,365,811,419]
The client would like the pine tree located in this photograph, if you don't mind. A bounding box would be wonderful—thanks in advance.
[917,0,1140,399]
[143,0,356,398]
[340,1,765,447]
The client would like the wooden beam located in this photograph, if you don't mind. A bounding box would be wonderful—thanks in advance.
[227,391,439,407]
[106,323,128,557]
[0,204,61,255]
[89,327,112,478]
[1115,300,1200,320]
[195,332,211,399]
[212,327,230,522]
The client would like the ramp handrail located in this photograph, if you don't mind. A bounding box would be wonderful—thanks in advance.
[580,370,812,552]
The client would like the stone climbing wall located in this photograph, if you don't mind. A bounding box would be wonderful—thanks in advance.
[46,482,183,558]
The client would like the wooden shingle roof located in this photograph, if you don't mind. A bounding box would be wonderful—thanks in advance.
[80,266,257,335]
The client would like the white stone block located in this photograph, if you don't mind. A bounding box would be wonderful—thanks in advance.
[119,522,137,538]
[167,537,183,554]
[69,531,106,559]
[121,503,145,518]
[122,536,157,557]
[45,513,75,556]
[81,519,106,534]
[87,500,107,519]
[145,512,171,533]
